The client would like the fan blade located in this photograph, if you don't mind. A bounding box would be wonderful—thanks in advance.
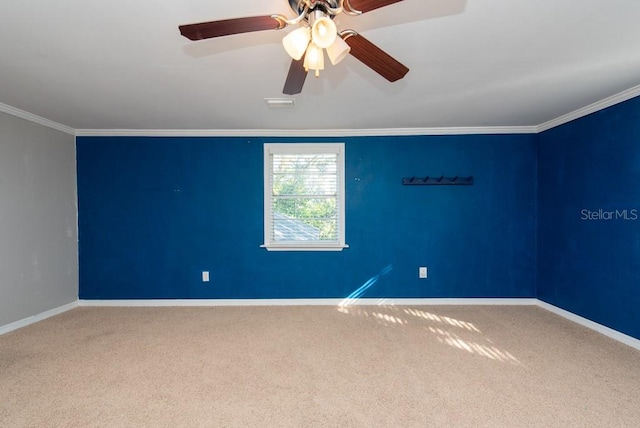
[283,56,308,95]
[343,33,409,82]
[346,0,404,14]
[179,16,283,41]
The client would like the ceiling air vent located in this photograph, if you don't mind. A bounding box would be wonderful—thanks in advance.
[264,98,295,109]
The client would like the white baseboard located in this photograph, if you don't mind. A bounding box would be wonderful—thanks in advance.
[78,298,538,307]
[536,300,640,351]
[6,299,638,351]
[0,300,79,336]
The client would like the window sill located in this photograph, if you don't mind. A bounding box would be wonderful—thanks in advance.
[261,244,349,252]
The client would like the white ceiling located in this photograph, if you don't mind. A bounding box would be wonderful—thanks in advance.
[1,0,639,133]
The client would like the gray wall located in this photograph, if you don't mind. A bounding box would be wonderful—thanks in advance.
[0,112,78,327]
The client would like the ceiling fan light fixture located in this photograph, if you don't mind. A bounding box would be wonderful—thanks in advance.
[282,26,311,60]
[304,42,324,77]
[311,15,337,49]
[178,0,411,95]
[326,36,351,65]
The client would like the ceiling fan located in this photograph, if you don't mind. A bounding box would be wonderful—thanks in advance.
[179,0,409,95]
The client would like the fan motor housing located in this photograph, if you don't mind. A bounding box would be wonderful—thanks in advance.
[289,0,341,15]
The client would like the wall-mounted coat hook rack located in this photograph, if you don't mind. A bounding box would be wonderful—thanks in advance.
[402,176,474,186]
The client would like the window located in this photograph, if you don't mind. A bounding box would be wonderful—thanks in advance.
[263,143,347,251]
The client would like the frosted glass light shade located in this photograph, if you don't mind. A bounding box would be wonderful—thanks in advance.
[326,36,351,65]
[283,27,311,60]
[311,16,337,49]
[303,42,324,77]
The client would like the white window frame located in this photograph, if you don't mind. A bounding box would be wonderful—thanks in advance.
[263,143,348,252]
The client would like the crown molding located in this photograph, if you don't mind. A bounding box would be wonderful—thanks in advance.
[3,84,639,138]
[0,102,75,136]
[75,126,537,138]
[537,84,640,133]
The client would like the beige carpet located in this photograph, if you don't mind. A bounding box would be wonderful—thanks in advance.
[1,305,639,427]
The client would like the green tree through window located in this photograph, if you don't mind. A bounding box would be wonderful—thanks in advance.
[272,153,338,241]
[263,143,346,251]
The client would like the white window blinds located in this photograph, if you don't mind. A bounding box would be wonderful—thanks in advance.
[263,143,347,251]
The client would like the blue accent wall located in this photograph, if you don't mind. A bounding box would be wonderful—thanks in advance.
[77,135,537,300]
[538,96,640,340]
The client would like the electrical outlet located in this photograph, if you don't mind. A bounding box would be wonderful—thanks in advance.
[202,271,210,282]
[419,267,428,279]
